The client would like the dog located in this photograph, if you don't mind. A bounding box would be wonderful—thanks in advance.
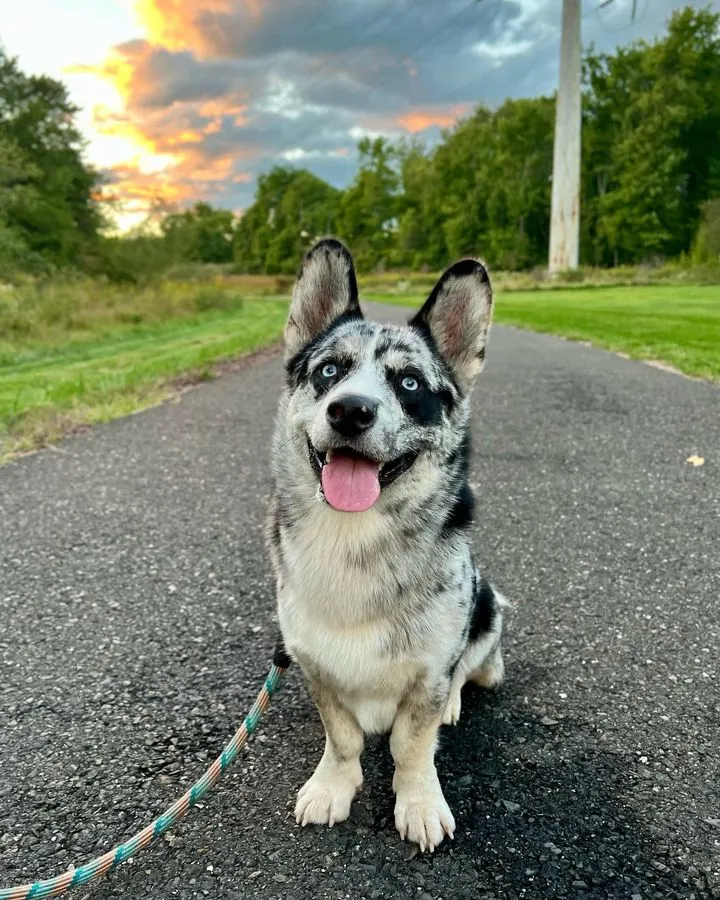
[267,238,506,852]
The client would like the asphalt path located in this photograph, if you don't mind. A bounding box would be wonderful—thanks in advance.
[1,303,718,900]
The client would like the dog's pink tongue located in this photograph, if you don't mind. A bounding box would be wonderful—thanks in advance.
[321,452,381,512]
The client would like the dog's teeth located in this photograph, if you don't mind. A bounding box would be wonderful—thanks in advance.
[325,448,334,462]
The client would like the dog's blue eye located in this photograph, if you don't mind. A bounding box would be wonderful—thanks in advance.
[321,363,338,379]
[401,375,419,391]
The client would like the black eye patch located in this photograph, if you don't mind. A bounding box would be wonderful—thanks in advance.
[389,369,454,426]
[285,314,364,390]
[310,358,351,397]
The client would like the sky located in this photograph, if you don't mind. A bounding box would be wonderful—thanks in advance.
[1,0,714,229]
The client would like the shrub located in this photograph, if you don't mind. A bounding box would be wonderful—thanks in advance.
[692,198,720,264]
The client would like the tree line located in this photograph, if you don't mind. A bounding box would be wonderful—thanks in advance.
[236,6,720,274]
[1,6,719,282]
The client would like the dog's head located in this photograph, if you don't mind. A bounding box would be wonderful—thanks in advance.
[281,239,492,514]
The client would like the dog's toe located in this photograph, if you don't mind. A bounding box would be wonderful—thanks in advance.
[441,690,462,726]
[471,647,505,689]
[295,768,361,827]
[395,787,455,852]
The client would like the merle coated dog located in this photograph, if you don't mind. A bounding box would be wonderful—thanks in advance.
[267,239,506,852]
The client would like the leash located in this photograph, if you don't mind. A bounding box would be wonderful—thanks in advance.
[0,644,291,900]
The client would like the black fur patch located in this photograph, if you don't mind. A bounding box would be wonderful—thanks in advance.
[447,429,471,475]
[373,327,457,420]
[405,320,462,401]
[373,332,416,358]
[450,257,490,284]
[309,357,352,398]
[442,482,475,536]
[276,500,296,529]
[441,431,474,536]
[389,369,450,426]
[286,312,364,389]
[468,574,496,641]
[270,512,281,546]
[446,616,470,679]
[273,636,293,669]
[445,650,463,680]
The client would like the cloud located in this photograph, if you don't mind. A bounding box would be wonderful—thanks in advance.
[396,105,473,134]
[74,0,695,223]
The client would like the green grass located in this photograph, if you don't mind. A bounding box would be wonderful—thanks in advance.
[0,297,288,461]
[358,261,720,295]
[0,278,278,359]
[370,284,720,382]
[3,277,718,464]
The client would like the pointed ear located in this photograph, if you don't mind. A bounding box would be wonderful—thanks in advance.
[285,239,362,358]
[409,258,493,390]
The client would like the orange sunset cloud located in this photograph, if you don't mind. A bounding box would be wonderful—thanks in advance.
[134,0,235,53]
[71,0,473,228]
[397,105,472,134]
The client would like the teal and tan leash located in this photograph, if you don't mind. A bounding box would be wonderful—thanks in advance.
[0,644,291,900]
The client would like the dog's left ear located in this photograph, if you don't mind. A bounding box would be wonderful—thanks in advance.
[410,258,493,390]
[285,238,362,358]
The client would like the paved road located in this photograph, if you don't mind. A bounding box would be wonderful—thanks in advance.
[1,304,719,900]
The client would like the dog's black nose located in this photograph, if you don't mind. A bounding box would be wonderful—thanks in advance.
[326,394,378,437]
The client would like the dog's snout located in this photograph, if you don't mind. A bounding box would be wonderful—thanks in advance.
[326,394,378,437]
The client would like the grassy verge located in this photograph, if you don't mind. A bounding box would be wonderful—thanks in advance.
[369,284,720,382]
[357,261,720,295]
[3,277,718,464]
[0,285,288,462]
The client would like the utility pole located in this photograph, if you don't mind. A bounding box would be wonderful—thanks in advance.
[549,0,582,273]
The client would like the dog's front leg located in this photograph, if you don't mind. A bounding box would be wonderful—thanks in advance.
[295,680,364,828]
[390,684,455,852]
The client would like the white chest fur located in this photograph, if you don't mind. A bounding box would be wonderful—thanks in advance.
[277,502,429,733]
[280,599,421,733]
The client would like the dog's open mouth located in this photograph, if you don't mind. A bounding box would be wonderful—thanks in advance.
[308,440,417,513]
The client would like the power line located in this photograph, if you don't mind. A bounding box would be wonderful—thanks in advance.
[249,0,494,175]
[357,0,496,102]
[269,0,412,118]
[244,0,411,170]
[594,0,649,34]
[404,0,646,131]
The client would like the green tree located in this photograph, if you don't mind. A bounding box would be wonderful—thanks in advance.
[583,6,720,264]
[340,138,400,270]
[0,47,102,267]
[394,139,446,269]
[431,107,493,264]
[161,202,236,264]
[692,197,720,262]
[0,133,39,275]
[234,167,341,273]
[412,99,553,270]
[482,98,554,269]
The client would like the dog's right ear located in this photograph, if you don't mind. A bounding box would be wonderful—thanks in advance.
[285,239,362,358]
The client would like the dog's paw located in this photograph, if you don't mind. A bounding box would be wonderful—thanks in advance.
[441,689,462,726]
[295,763,362,828]
[471,647,505,689]
[394,784,455,852]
